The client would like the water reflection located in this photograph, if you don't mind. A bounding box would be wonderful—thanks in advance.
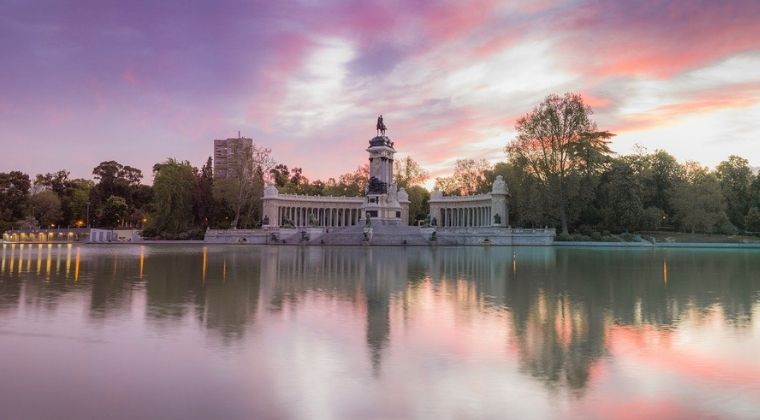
[1,244,759,418]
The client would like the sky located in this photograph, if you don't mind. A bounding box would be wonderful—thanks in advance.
[2,0,760,185]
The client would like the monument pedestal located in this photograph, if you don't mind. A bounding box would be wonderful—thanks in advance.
[359,132,410,226]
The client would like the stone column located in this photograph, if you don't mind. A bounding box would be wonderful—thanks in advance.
[262,185,280,227]
[490,175,509,227]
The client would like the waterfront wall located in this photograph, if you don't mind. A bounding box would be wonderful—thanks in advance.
[554,241,760,249]
[3,228,90,243]
[204,226,555,246]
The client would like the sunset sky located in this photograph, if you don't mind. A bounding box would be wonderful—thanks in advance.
[2,0,759,183]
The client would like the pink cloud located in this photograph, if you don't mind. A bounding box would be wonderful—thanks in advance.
[559,1,760,79]
[122,68,139,85]
[611,82,760,133]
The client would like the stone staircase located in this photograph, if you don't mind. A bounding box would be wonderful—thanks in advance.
[317,225,434,246]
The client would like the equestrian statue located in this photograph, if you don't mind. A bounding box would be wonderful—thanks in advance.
[376,115,387,136]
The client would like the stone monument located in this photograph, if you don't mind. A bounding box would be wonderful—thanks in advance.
[362,116,410,225]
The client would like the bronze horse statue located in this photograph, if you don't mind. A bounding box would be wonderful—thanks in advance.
[376,115,387,136]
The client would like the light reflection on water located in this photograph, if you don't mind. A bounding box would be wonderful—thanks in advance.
[1,243,759,419]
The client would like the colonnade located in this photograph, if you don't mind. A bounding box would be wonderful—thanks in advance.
[438,206,492,227]
[278,206,363,228]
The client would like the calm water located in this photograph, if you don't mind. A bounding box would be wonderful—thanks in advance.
[1,244,759,419]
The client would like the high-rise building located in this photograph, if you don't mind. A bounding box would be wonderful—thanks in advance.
[213,136,253,179]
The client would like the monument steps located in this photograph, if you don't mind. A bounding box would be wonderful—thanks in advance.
[322,225,433,246]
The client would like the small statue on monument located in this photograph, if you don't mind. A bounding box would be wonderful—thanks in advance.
[376,115,387,136]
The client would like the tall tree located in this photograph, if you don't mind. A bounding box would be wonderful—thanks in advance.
[641,150,683,218]
[66,179,94,226]
[90,160,148,227]
[506,93,610,234]
[671,163,727,233]
[29,190,63,227]
[150,159,196,236]
[269,164,290,188]
[193,157,215,227]
[394,156,429,188]
[716,155,753,229]
[214,143,274,228]
[406,185,430,225]
[101,195,129,228]
[34,170,70,196]
[0,171,31,230]
[744,207,760,233]
[434,159,492,195]
[599,159,643,232]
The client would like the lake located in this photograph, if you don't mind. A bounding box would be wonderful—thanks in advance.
[1,244,759,419]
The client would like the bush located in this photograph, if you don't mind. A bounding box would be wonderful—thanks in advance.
[556,232,573,241]
[717,221,739,235]
[591,231,602,241]
[602,230,611,237]
[572,234,592,241]
[620,232,634,242]
[577,224,594,236]
[141,226,158,239]
[641,206,665,230]
[746,207,760,233]
[715,211,739,235]
[601,235,620,242]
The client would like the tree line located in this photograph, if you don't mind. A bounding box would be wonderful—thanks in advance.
[2,93,758,239]
[435,93,760,237]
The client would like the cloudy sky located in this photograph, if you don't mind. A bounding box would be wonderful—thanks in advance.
[2,0,759,183]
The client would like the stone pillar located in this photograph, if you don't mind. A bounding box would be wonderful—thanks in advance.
[398,187,410,226]
[262,185,280,227]
[490,175,509,227]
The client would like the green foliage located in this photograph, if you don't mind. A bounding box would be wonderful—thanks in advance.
[745,207,760,233]
[506,93,613,234]
[716,155,753,229]
[101,195,129,228]
[715,212,739,235]
[29,190,63,227]
[65,179,94,226]
[406,185,430,224]
[641,206,666,230]
[435,159,492,195]
[193,157,215,227]
[150,159,196,236]
[0,171,31,231]
[394,157,429,189]
[89,160,150,227]
[270,164,290,188]
[671,164,727,233]
[555,232,573,241]
[599,160,643,232]
[619,232,635,242]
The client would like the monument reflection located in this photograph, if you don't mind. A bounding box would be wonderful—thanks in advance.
[1,244,760,418]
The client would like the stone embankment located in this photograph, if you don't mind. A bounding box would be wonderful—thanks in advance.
[204,226,555,246]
